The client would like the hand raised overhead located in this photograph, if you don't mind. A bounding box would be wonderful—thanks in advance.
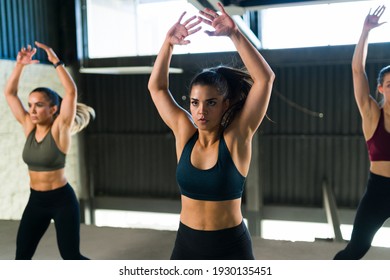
[363,5,386,32]
[166,12,202,45]
[199,2,237,37]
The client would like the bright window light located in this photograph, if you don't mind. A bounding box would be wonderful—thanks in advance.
[86,0,235,58]
[94,209,180,231]
[261,219,390,248]
[94,210,390,248]
[261,0,390,49]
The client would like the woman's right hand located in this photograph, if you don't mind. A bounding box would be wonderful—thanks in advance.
[199,2,237,37]
[16,45,39,66]
[166,12,201,46]
[363,5,386,32]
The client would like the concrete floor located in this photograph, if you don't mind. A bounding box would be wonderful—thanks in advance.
[1,220,390,260]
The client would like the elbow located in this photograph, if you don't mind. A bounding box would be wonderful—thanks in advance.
[4,88,16,97]
[147,80,155,94]
[67,88,77,101]
[269,70,276,84]
[351,64,363,75]
[147,79,167,97]
[351,59,365,74]
[264,70,275,87]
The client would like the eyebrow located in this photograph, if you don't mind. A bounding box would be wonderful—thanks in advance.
[190,97,218,101]
[27,101,46,105]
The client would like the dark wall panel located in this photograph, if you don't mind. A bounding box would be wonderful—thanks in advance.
[87,134,177,198]
[80,45,390,209]
[258,60,385,208]
[81,73,191,198]
[260,135,369,208]
[0,0,76,63]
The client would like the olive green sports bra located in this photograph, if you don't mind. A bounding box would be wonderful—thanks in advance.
[22,128,66,171]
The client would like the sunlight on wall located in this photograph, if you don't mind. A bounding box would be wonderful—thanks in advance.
[95,210,390,248]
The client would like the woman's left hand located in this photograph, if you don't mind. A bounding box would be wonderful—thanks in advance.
[35,41,60,64]
[363,5,386,32]
[199,2,237,37]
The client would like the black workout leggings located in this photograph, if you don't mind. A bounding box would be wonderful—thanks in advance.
[171,221,255,260]
[334,172,390,260]
[15,183,88,260]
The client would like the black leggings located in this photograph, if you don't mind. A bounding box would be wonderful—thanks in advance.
[334,172,390,260]
[15,183,88,260]
[171,221,254,260]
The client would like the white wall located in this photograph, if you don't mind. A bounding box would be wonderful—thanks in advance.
[0,59,82,220]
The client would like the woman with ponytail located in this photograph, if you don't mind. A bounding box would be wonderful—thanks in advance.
[4,41,94,259]
[148,3,274,259]
[334,5,390,260]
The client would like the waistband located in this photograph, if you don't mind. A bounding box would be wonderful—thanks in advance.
[29,183,74,203]
[178,221,248,245]
[369,172,390,183]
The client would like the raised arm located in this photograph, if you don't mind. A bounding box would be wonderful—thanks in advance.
[199,3,275,137]
[35,41,77,129]
[148,13,201,137]
[352,6,386,120]
[4,45,39,133]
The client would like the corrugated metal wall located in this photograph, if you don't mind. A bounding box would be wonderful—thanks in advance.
[81,73,191,199]
[260,62,370,208]
[0,0,76,63]
[258,59,390,208]
[4,0,389,211]
[80,50,390,209]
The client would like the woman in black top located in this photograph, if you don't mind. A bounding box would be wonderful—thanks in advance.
[148,3,274,259]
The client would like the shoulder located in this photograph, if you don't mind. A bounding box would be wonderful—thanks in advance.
[24,122,36,138]
[362,103,381,140]
[175,128,197,160]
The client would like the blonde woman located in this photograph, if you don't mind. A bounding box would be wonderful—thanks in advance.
[5,42,94,259]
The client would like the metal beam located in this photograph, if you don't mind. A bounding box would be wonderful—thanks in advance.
[322,179,344,242]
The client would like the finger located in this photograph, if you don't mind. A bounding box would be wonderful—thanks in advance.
[198,16,213,26]
[187,26,202,36]
[180,40,191,45]
[35,41,48,50]
[182,15,197,26]
[204,7,219,18]
[374,5,385,16]
[177,11,187,24]
[200,9,216,21]
[377,5,386,17]
[204,30,216,36]
[217,2,227,14]
[186,18,201,30]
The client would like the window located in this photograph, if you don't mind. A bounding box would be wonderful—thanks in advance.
[86,0,235,58]
[260,0,390,49]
